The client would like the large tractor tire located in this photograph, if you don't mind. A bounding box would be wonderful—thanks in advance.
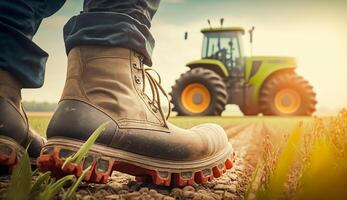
[170,68,227,116]
[260,72,316,116]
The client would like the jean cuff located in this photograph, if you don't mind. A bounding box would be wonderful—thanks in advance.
[0,21,47,88]
[64,11,155,66]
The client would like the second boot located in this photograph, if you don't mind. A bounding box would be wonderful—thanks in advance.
[0,69,46,172]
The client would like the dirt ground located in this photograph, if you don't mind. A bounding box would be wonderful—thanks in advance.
[0,121,273,200]
[71,122,267,200]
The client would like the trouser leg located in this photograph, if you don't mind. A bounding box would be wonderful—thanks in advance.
[0,1,65,166]
[0,0,65,88]
[64,0,160,66]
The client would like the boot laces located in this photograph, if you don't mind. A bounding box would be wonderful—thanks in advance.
[141,67,171,126]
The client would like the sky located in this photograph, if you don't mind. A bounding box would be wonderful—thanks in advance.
[22,0,347,115]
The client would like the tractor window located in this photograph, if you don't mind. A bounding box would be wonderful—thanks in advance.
[231,37,240,66]
[202,32,244,69]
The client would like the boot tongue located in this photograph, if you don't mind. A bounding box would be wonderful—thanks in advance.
[0,69,22,110]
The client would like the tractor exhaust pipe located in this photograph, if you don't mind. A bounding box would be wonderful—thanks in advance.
[220,18,224,28]
[207,19,212,29]
[249,26,255,56]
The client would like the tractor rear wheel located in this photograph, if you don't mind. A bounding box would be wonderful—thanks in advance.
[170,68,227,116]
[260,72,316,116]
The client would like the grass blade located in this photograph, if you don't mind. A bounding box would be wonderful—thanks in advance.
[4,151,32,200]
[62,122,109,169]
[63,166,92,200]
[39,175,75,200]
[29,171,52,199]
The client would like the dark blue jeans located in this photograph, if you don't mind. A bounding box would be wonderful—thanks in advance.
[0,0,159,88]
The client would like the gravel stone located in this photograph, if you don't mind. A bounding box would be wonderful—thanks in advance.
[122,191,141,199]
[182,190,195,198]
[118,190,129,195]
[82,195,96,200]
[149,189,158,196]
[109,182,123,193]
[163,197,175,200]
[193,193,215,200]
[139,187,149,194]
[77,189,90,195]
[224,191,238,200]
[229,174,238,181]
[105,194,120,199]
[214,190,225,195]
[170,188,183,199]
[183,185,195,192]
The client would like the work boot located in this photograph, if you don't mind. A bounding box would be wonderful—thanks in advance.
[37,46,233,186]
[0,69,46,171]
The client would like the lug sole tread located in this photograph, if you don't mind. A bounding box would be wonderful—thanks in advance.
[0,142,21,174]
[37,145,234,187]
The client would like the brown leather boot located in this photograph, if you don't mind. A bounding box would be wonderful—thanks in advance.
[37,46,233,186]
[0,69,46,171]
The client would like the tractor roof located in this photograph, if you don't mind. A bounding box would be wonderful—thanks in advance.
[201,27,245,34]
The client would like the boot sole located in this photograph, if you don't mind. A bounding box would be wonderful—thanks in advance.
[37,138,234,186]
[0,136,25,173]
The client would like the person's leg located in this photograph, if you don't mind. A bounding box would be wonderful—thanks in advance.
[0,0,65,170]
[0,0,66,88]
[63,0,158,66]
[38,0,233,187]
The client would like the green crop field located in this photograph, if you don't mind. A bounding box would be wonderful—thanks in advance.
[28,116,52,137]
[28,115,318,137]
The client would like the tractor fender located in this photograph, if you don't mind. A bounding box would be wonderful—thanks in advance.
[186,59,228,77]
[245,56,297,109]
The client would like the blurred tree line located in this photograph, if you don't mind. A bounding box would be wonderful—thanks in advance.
[23,101,57,112]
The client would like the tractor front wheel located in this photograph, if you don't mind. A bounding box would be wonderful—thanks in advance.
[260,73,316,116]
[170,68,227,116]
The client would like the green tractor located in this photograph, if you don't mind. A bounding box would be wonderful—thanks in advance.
[170,23,317,116]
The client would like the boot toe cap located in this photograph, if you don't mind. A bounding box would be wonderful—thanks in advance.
[190,123,230,157]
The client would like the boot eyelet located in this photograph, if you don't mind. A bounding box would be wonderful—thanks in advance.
[134,54,144,61]
[134,75,141,84]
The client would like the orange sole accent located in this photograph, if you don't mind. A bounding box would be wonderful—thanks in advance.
[0,143,20,174]
[37,145,234,187]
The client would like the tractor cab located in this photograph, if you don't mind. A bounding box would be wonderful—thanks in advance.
[200,27,247,106]
[201,27,245,71]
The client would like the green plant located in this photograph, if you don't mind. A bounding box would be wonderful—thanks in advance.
[62,122,109,169]
[5,146,32,200]
[4,122,109,200]
[63,166,91,200]
[29,171,51,199]
[38,174,75,200]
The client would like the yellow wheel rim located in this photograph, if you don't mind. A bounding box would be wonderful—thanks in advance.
[181,83,211,113]
[274,89,301,114]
